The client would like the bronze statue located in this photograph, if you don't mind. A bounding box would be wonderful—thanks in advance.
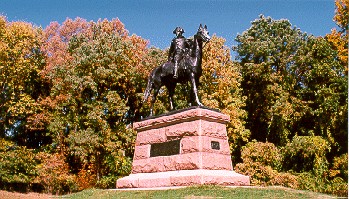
[168,27,189,79]
[143,24,210,116]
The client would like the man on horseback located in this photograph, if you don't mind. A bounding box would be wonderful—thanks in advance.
[143,24,210,116]
[168,27,189,79]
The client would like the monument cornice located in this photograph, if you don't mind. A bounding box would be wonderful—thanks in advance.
[134,106,230,131]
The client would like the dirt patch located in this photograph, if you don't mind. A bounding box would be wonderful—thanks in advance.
[0,190,52,199]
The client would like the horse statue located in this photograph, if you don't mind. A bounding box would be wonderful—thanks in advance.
[143,24,210,116]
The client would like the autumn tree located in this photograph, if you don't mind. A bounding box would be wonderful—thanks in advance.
[325,0,348,72]
[45,18,149,188]
[201,35,249,163]
[0,16,49,148]
[323,2,348,192]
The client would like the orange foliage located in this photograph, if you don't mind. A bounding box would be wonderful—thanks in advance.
[326,29,348,73]
[326,0,348,75]
[75,165,97,190]
[41,18,89,75]
[35,153,77,194]
[334,0,349,31]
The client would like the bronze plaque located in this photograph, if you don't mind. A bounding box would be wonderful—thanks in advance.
[150,139,181,157]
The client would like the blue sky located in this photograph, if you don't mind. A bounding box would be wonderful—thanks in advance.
[2,0,336,49]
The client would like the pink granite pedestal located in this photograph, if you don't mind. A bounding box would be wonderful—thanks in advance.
[116,107,250,188]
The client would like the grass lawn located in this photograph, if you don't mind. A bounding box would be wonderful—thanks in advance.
[66,185,338,199]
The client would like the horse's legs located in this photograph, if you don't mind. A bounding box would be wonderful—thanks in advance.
[150,86,160,116]
[167,83,176,110]
[189,73,203,106]
[190,73,204,106]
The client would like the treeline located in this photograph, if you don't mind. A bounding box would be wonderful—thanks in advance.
[0,0,347,196]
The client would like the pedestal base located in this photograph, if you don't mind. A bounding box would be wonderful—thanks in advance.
[116,107,250,189]
[117,169,250,188]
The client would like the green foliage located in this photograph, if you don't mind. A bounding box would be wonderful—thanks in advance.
[95,175,118,189]
[237,139,347,196]
[297,172,348,197]
[234,15,347,196]
[324,177,348,197]
[234,15,347,152]
[295,36,347,153]
[0,138,38,191]
[234,15,309,145]
[282,136,330,175]
[234,141,290,186]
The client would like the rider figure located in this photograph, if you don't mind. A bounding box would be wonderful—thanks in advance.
[168,27,188,79]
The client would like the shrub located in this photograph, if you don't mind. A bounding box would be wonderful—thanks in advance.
[235,141,296,186]
[35,153,78,194]
[329,153,348,181]
[282,136,330,175]
[325,177,348,197]
[75,165,97,191]
[239,140,282,169]
[271,172,299,189]
[235,162,276,186]
[282,137,347,196]
[95,175,118,189]
[297,172,348,197]
[0,139,38,192]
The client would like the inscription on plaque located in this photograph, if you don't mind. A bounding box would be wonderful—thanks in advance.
[211,141,220,150]
[150,139,181,157]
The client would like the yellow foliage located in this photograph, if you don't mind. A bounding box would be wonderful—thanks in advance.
[334,0,349,31]
[326,29,348,73]
[201,35,250,162]
[0,15,45,137]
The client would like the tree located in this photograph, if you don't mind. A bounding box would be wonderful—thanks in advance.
[325,0,348,73]
[0,16,48,148]
[201,35,249,163]
[234,15,308,145]
[45,18,149,187]
[234,15,347,149]
[294,36,347,155]
[333,0,349,33]
[234,15,348,196]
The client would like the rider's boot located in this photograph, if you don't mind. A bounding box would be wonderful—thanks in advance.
[174,62,178,79]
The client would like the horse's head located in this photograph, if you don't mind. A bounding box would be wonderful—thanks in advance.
[196,24,210,42]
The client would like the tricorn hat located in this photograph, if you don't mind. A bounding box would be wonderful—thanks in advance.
[173,27,185,34]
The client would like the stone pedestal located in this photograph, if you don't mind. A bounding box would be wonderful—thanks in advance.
[116,107,250,188]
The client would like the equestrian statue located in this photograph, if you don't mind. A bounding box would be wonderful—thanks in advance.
[143,24,210,116]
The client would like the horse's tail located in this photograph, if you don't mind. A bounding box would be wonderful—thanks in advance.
[143,73,153,103]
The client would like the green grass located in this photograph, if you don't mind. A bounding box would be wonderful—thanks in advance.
[64,185,337,199]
